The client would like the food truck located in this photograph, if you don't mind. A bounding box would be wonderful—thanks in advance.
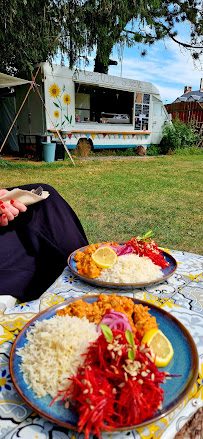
[16,63,169,154]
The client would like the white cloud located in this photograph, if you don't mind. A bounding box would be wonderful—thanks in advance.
[108,38,203,102]
[55,24,203,104]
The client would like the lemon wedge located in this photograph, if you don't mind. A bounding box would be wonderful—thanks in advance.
[141,328,174,367]
[91,246,117,269]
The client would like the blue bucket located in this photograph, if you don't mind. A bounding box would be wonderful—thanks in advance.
[42,142,56,163]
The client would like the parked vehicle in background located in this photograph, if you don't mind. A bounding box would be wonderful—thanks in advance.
[16,63,170,155]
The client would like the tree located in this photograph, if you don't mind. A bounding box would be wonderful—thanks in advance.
[0,0,202,76]
[0,0,87,76]
[78,0,203,73]
[0,0,59,75]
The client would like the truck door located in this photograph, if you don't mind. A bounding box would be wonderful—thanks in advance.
[151,96,169,144]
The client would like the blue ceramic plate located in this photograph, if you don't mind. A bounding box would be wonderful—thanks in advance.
[68,245,177,289]
[10,296,198,433]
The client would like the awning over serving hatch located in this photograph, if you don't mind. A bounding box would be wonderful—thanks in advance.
[0,72,31,88]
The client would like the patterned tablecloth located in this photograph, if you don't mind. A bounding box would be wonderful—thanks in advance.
[0,249,203,439]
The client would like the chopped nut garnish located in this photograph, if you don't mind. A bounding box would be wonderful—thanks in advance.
[99,389,105,395]
[125,359,134,364]
[118,382,125,388]
[110,365,119,374]
[146,352,154,362]
[86,398,91,404]
[142,347,150,353]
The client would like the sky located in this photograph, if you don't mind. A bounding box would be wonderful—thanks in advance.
[58,21,203,104]
[108,39,203,104]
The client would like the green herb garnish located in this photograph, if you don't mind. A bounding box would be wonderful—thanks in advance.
[100,324,113,343]
[137,230,154,242]
[125,329,135,349]
[128,349,136,360]
[125,329,136,360]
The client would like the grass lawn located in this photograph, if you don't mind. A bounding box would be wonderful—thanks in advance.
[1,154,202,254]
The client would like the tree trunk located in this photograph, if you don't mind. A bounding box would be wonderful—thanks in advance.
[94,54,109,74]
[93,37,114,73]
[94,55,118,73]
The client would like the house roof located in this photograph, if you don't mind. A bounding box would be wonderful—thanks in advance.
[174,90,203,103]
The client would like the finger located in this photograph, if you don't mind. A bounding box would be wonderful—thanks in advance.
[3,202,19,217]
[10,199,27,212]
[0,189,9,197]
[0,205,15,221]
[0,204,6,215]
[0,214,8,227]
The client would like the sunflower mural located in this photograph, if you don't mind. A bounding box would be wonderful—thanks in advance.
[54,110,60,119]
[63,94,71,105]
[49,83,61,98]
[49,83,73,129]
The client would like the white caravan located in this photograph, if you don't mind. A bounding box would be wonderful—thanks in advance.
[16,63,169,152]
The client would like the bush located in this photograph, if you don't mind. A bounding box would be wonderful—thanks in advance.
[146,144,162,156]
[174,146,203,155]
[118,147,137,156]
[159,119,199,154]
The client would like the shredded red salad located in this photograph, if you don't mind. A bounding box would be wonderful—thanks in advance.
[126,235,169,269]
[107,232,169,269]
[51,329,167,439]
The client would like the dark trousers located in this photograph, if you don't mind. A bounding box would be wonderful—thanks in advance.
[0,184,88,301]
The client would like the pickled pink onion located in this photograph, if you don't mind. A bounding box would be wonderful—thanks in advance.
[100,244,134,256]
[97,310,133,333]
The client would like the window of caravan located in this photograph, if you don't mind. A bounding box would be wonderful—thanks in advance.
[75,83,133,124]
[134,93,150,131]
[153,102,162,116]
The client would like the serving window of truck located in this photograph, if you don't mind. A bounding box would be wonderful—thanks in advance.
[75,82,133,125]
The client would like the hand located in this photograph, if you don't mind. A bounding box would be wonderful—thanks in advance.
[0,189,27,226]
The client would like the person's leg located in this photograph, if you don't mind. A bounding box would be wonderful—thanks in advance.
[0,183,88,300]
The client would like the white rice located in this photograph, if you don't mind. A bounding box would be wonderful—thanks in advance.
[17,314,99,399]
[97,254,162,283]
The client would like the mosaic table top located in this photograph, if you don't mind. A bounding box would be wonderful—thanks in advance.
[0,248,203,439]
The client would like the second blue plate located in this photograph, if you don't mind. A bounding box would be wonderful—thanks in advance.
[10,296,198,433]
[68,245,177,289]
